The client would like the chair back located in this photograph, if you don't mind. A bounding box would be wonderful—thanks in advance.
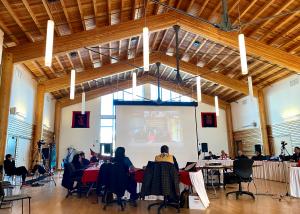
[0,182,5,201]
[61,163,76,190]
[233,159,254,179]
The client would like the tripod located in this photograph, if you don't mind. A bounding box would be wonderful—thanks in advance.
[277,144,291,201]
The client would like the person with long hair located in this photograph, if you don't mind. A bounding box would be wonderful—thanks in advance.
[113,147,138,206]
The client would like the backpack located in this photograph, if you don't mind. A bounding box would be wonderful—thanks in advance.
[179,189,189,208]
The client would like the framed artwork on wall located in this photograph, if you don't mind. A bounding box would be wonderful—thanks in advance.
[201,112,217,128]
[72,111,90,128]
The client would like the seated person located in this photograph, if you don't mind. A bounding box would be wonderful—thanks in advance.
[236,150,248,159]
[79,152,90,167]
[252,151,264,161]
[4,154,28,185]
[291,147,300,162]
[219,150,229,160]
[155,145,179,171]
[90,153,99,163]
[112,147,138,206]
[208,151,217,160]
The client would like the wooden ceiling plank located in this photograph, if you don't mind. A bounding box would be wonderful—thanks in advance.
[76,0,87,30]
[247,0,294,37]
[181,35,198,60]
[135,35,141,57]
[197,0,210,17]
[240,0,275,32]
[8,12,300,73]
[231,0,259,25]
[267,21,300,45]
[60,0,74,33]
[107,0,112,25]
[0,19,19,44]
[41,0,61,36]
[21,0,45,36]
[151,32,159,50]
[92,0,98,26]
[1,0,35,42]
[186,0,196,12]
[158,29,169,51]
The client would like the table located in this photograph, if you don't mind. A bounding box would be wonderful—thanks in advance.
[82,167,210,209]
[289,167,300,198]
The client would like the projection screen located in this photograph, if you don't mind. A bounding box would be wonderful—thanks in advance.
[115,105,198,168]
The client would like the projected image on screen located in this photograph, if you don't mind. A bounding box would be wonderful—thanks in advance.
[129,111,181,144]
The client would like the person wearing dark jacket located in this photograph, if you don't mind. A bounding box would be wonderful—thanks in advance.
[291,147,300,162]
[252,151,264,161]
[236,150,248,160]
[112,147,138,206]
[4,154,28,184]
[155,145,179,171]
[79,152,90,167]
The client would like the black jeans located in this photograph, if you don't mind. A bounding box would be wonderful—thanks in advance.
[14,166,28,182]
[127,175,138,201]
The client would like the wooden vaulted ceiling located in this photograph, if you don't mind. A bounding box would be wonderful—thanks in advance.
[1,0,300,103]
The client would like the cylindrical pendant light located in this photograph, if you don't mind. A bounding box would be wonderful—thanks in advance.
[45,20,55,67]
[143,27,149,71]
[196,76,202,103]
[215,96,219,117]
[248,76,253,97]
[238,34,248,75]
[70,69,76,100]
[81,92,86,114]
[132,72,137,99]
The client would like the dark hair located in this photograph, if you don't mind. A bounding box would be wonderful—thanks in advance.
[161,145,169,154]
[79,152,85,157]
[295,147,300,150]
[5,154,12,160]
[115,147,125,159]
[72,154,81,164]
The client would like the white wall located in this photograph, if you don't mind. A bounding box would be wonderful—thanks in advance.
[58,98,100,164]
[264,74,300,125]
[10,64,37,124]
[231,96,260,131]
[43,93,56,132]
[197,103,228,155]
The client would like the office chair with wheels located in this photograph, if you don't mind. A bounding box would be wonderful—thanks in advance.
[225,159,255,200]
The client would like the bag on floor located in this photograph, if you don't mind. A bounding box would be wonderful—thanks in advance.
[179,189,189,208]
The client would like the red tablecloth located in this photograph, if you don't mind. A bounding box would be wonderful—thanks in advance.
[82,167,192,186]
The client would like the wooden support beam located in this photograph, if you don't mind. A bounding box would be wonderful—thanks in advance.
[258,89,270,155]
[54,101,62,168]
[0,52,14,165]
[159,54,258,96]
[44,54,159,92]
[225,104,234,158]
[59,74,229,110]
[8,12,300,73]
[32,84,45,166]
[8,13,176,63]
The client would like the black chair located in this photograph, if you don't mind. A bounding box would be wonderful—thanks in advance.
[61,163,84,198]
[99,162,128,211]
[141,162,180,214]
[0,181,31,214]
[225,159,255,199]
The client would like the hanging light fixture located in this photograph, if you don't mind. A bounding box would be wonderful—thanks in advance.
[132,71,137,99]
[238,34,248,75]
[196,76,202,103]
[70,69,76,100]
[143,27,149,71]
[248,76,253,97]
[45,20,55,67]
[81,92,86,114]
[215,96,219,117]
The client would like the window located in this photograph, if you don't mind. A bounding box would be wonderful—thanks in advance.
[100,94,113,115]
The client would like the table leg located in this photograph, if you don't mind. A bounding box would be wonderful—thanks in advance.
[22,199,23,214]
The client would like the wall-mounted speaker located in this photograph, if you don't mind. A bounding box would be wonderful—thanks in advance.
[201,143,208,153]
[254,144,262,153]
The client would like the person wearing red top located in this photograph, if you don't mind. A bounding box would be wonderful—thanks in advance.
[219,150,228,160]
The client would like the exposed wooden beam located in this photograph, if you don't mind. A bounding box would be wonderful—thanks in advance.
[44,54,159,92]
[225,104,234,158]
[258,89,270,155]
[159,54,258,96]
[1,0,34,42]
[8,12,300,73]
[107,0,112,25]
[9,13,176,63]
[92,0,98,26]
[76,0,86,30]
[0,52,14,165]
[58,74,229,110]
[54,102,61,168]
[41,0,61,36]
[60,0,73,33]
